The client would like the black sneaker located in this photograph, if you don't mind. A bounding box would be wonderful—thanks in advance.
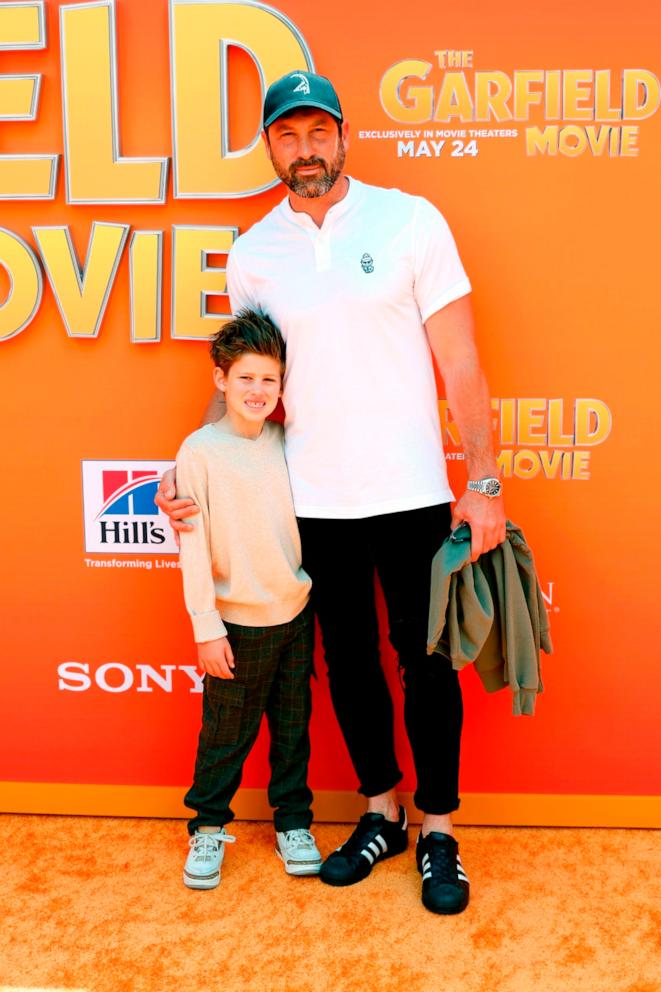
[416,831,469,914]
[319,806,408,886]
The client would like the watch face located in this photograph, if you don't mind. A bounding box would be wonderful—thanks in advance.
[469,478,501,497]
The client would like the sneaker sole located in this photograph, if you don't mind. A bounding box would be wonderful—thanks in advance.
[183,870,220,890]
[275,849,322,876]
[319,841,408,887]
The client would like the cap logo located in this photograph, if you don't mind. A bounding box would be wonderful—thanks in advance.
[291,72,311,95]
[361,253,374,273]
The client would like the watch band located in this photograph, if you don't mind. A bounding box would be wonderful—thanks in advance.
[467,477,502,498]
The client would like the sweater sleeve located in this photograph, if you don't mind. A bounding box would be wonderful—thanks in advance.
[176,441,228,643]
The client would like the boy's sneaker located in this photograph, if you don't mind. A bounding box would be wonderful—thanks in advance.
[319,806,408,886]
[275,828,323,876]
[183,828,236,889]
[416,831,470,914]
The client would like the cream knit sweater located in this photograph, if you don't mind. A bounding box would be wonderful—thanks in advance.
[176,419,311,642]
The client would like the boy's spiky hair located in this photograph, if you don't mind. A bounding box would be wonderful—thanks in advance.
[209,309,285,375]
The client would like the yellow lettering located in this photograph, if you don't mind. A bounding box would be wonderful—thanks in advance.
[33,222,129,337]
[0,226,42,340]
[380,60,434,124]
[513,70,545,120]
[526,125,557,156]
[0,2,42,45]
[0,75,37,118]
[547,399,574,446]
[594,70,621,122]
[620,125,639,156]
[558,125,587,157]
[622,69,661,120]
[584,125,611,156]
[437,399,461,446]
[171,226,236,340]
[496,449,514,477]
[474,72,512,122]
[563,69,594,121]
[517,399,547,446]
[129,231,163,342]
[499,398,516,445]
[572,451,591,480]
[513,450,541,480]
[172,0,313,198]
[545,70,561,119]
[0,1,57,198]
[609,127,620,155]
[539,450,564,479]
[434,72,474,122]
[574,399,612,446]
[60,1,167,203]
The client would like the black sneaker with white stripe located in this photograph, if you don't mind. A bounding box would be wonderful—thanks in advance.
[319,806,408,886]
[416,831,469,914]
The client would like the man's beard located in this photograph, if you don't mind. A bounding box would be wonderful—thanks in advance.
[271,140,346,198]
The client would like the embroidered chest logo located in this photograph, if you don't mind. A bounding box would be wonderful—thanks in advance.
[291,73,311,94]
[360,253,374,273]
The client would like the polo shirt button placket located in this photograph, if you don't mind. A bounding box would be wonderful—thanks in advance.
[313,231,332,273]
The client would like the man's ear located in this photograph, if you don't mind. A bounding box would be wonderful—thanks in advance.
[340,119,350,152]
[261,128,271,160]
[213,366,227,392]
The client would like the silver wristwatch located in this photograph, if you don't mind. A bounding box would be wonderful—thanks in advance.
[467,477,502,498]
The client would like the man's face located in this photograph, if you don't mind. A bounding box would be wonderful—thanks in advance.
[263,109,348,198]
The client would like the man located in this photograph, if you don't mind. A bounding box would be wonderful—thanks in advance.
[156,70,505,915]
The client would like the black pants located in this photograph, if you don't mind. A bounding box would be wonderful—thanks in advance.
[298,504,462,815]
[185,606,314,834]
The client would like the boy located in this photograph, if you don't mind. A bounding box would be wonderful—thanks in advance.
[175,309,321,889]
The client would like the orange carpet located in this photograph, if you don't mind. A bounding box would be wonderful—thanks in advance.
[1,815,659,992]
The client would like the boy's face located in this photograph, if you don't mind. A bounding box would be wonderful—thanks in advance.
[213,352,282,437]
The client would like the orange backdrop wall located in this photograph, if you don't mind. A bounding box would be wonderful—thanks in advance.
[1,0,660,826]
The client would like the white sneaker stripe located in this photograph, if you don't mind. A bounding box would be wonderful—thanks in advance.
[368,841,381,858]
[422,854,430,870]
[362,848,375,865]
[375,835,388,854]
[422,870,432,880]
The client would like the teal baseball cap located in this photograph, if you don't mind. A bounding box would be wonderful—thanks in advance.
[263,70,343,129]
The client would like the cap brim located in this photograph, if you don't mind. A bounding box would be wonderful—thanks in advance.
[263,100,343,129]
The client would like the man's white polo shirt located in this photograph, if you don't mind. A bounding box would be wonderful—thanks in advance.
[226,178,471,519]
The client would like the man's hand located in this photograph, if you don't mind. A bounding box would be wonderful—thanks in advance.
[197,637,235,679]
[452,490,506,562]
[154,466,199,534]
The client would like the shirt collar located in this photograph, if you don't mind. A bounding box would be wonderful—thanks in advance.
[280,176,362,230]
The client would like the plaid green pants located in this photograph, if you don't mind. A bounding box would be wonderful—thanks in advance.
[185,605,314,834]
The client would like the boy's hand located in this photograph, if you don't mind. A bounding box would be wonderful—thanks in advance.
[197,637,235,679]
[154,467,200,536]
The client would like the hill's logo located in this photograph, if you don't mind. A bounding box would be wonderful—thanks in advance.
[82,460,177,554]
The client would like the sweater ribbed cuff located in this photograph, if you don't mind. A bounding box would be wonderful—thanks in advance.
[512,688,538,717]
[191,610,228,643]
